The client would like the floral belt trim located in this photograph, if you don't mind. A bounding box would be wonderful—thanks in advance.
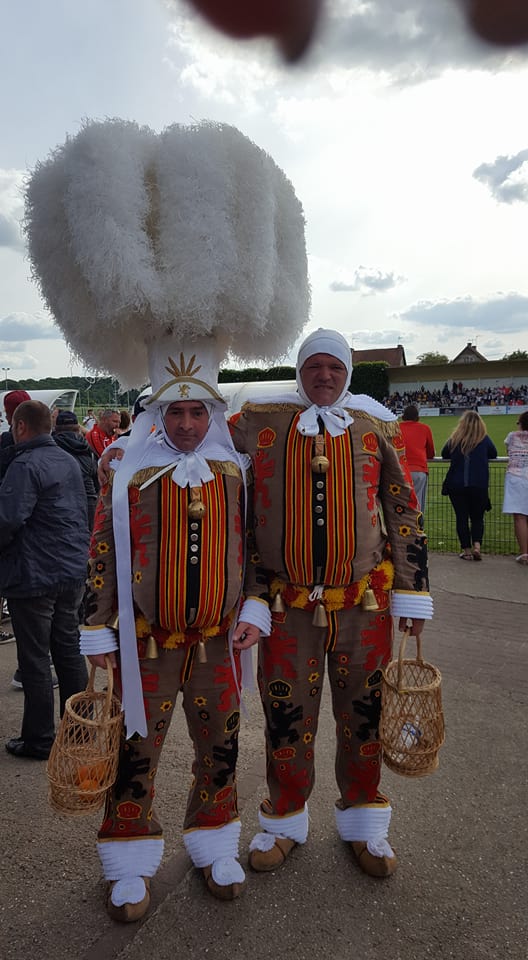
[270,559,394,612]
[134,611,235,650]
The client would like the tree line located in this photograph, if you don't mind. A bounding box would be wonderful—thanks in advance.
[7,362,393,408]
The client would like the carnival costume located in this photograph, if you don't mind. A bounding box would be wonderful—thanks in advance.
[24,119,309,918]
[231,329,434,877]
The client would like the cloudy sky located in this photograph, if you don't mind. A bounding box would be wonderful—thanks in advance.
[2,0,528,383]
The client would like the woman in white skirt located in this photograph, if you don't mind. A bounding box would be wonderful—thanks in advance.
[503,410,528,563]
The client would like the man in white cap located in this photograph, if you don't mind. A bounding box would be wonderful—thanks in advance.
[231,328,433,879]
[81,337,270,921]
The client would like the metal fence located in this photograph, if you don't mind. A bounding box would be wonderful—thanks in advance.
[424,458,516,554]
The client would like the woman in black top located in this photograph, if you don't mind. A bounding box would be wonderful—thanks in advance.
[441,411,497,560]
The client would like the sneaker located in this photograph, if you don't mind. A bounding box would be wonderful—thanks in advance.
[0,630,15,644]
[12,667,58,688]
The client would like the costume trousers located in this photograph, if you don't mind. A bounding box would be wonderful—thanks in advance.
[9,583,88,751]
[448,486,489,549]
[99,638,242,843]
[257,602,392,817]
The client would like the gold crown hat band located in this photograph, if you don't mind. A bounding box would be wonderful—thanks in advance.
[148,375,225,405]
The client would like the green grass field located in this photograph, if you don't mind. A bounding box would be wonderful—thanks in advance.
[420,412,518,454]
[419,413,519,554]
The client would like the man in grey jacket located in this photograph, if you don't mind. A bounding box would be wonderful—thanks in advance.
[0,401,89,759]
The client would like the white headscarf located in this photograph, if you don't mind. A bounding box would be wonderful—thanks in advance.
[295,328,354,437]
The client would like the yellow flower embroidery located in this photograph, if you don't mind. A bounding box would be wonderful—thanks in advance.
[97,541,110,554]
[200,789,209,802]
[389,483,401,496]
[194,697,207,707]
[308,672,320,684]
[399,525,412,537]
[303,732,313,744]
[93,576,104,590]
[160,700,173,712]
[203,755,214,768]
[134,571,142,583]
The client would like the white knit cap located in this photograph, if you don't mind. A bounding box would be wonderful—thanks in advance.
[296,328,352,407]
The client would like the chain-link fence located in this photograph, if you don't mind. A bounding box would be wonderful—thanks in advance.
[425,458,516,554]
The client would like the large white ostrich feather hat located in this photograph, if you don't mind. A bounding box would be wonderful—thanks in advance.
[24,118,310,389]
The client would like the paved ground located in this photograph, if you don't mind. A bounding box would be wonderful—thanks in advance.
[1,552,526,960]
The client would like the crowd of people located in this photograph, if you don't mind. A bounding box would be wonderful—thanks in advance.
[387,382,528,413]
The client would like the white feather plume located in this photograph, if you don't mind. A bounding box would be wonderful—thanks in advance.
[24,119,310,387]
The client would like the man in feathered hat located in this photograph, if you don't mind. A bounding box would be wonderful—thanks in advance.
[231,327,433,879]
[23,117,309,919]
[81,334,270,919]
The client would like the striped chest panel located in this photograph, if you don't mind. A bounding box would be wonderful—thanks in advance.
[283,415,357,585]
[157,473,233,632]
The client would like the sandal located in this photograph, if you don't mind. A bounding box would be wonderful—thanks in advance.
[248,836,297,872]
[472,550,482,561]
[515,554,528,565]
[106,877,150,923]
[202,864,246,900]
[350,842,398,878]
[459,553,472,561]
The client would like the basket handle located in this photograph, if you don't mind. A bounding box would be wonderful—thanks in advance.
[397,626,424,690]
[86,656,116,718]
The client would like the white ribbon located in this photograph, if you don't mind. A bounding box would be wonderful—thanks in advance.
[297,404,354,438]
[139,452,214,491]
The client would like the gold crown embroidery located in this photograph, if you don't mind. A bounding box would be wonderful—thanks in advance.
[165,353,203,379]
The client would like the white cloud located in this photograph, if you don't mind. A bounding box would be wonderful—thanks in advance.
[473,148,528,203]
[330,266,406,295]
[0,169,25,251]
[398,293,528,332]
[0,312,62,342]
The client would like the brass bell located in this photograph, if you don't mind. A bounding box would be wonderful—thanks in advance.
[311,454,330,474]
[312,601,328,627]
[198,638,208,663]
[106,610,119,630]
[362,587,379,612]
[188,498,206,520]
[144,634,159,659]
[271,591,286,613]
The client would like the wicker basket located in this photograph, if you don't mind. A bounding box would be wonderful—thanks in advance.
[47,658,123,816]
[380,629,445,777]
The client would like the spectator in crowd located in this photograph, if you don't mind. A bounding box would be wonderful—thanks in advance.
[231,328,432,880]
[399,405,435,515]
[53,410,99,529]
[83,408,97,430]
[0,401,89,759]
[82,343,267,919]
[441,411,497,561]
[1,390,31,477]
[85,408,121,456]
[502,410,528,564]
[115,409,131,435]
[0,390,31,646]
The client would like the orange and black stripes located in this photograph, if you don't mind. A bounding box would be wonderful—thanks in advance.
[283,420,357,587]
[324,432,356,584]
[157,474,231,633]
[283,415,314,584]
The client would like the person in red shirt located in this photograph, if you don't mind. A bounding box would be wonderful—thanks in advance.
[399,405,435,515]
[85,408,120,457]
